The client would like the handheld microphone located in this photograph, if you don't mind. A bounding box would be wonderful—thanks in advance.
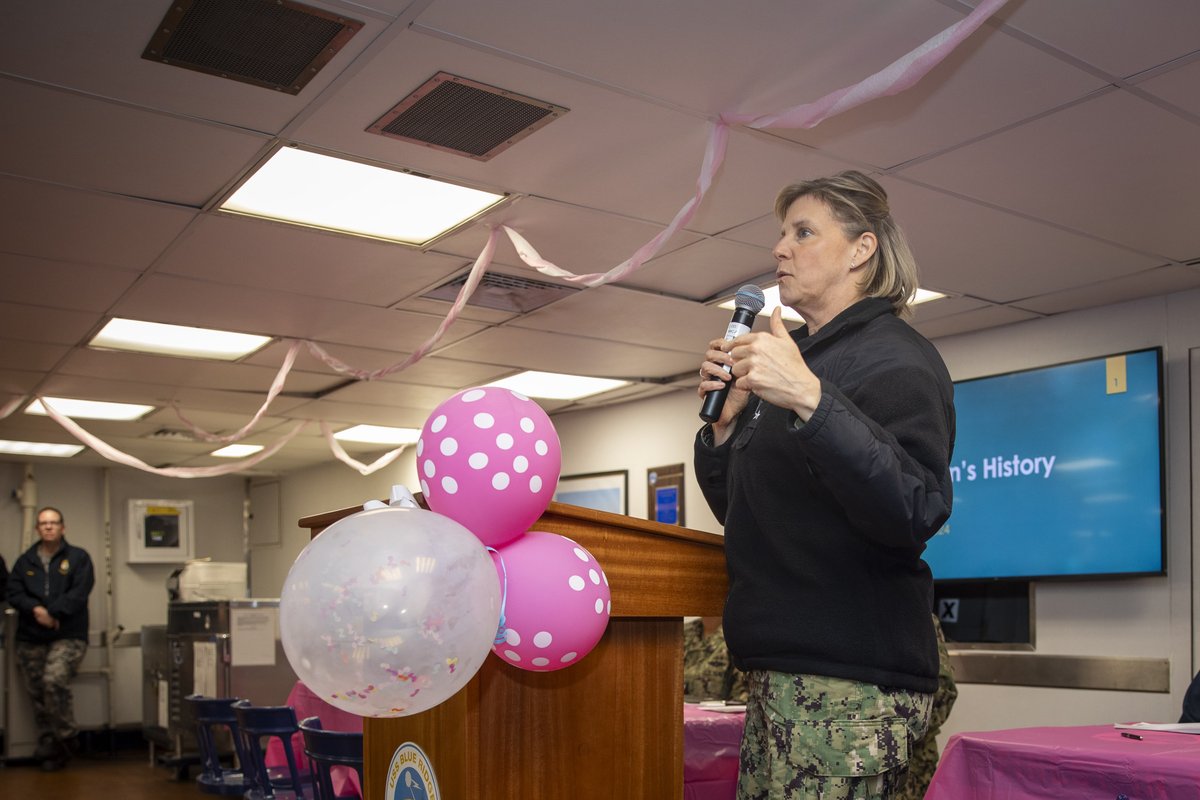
[699,284,766,423]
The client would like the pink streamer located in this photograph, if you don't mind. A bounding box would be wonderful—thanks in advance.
[0,395,25,421]
[503,121,732,288]
[319,420,409,476]
[306,226,501,380]
[723,0,1009,129]
[38,396,309,478]
[502,0,1008,285]
[172,340,303,443]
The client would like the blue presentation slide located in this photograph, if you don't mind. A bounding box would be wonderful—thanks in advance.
[923,349,1163,580]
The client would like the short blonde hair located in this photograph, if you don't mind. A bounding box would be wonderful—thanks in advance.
[775,170,919,318]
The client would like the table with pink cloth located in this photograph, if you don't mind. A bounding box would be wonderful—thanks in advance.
[264,681,363,798]
[925,724,1200,800]
[684,703,745,800]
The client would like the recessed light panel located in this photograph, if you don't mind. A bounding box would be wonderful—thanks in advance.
[486,371,628,401]
[220,147,507,246]
[91,318,270,360]
[26,397,155,421]
[0,439,85,458]
[211,443,265,457]
[333,425,421,445]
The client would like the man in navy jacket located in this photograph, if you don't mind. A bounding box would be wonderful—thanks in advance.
[6,506,95,771]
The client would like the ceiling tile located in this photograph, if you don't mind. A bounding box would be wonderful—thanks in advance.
[898,89,1200,261]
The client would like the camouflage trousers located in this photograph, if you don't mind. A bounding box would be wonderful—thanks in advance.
[737,671,933,800]
[15,639,88,740]
[895,616,957,800]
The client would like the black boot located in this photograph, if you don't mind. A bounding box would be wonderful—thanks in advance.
[39,734,77,771]
[33,733,57,761]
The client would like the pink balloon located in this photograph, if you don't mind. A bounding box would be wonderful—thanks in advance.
[490,531,611,672]
[418,387,561,547]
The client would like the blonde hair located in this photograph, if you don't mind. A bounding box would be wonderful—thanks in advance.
[775,170,919,318]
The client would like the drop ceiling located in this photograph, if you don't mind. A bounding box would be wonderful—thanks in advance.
[1,0,1198,473]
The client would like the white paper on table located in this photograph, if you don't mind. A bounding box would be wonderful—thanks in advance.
[1114,721,1200,734]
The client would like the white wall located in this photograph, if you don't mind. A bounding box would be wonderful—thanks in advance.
[249,454,420,600]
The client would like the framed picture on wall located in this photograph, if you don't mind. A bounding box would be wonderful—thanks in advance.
[553,470,629,515]
[128,499,195,563]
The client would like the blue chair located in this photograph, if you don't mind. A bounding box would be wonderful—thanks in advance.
[186,694,255,796]
[232,700,313,800]
[298,716,364,800]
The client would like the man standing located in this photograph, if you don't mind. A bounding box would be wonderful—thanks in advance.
[5,506,95,771]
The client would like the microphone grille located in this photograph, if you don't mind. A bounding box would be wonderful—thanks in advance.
[734,284,766,315]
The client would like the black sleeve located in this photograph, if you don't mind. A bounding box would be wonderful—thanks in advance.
[1181,672,1200,723]
[789,360,954,548]
[694,424,732,524]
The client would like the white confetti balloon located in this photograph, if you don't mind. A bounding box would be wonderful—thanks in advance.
[280,504,500,717]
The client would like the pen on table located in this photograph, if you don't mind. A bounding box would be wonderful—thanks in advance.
[1120,731,1143,740]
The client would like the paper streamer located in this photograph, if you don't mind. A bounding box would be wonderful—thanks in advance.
[505,0,1009,286]
[0,395,25,422]
[38,396,308,478]
[171,340,303,443]
[320,420,408,476]
[306,226,500,381]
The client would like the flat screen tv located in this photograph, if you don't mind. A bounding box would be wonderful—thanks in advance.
[923,347,1165,581]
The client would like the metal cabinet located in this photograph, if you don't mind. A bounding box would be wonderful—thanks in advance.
[142,599,297,766]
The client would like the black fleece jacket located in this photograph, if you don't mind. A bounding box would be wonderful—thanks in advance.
[6,538,94,644]
[695,298,955,693]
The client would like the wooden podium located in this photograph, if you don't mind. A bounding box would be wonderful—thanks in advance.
[299,500,728,799]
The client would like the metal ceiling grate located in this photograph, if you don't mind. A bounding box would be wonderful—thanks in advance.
[142,0,363,94]
[368,72,568,161]
[422,271,579,313]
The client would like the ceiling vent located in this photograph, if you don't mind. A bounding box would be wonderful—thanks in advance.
[142,0,363,94]
[367,72,568,161]
[145,428,199,442]
[422,272,579,314]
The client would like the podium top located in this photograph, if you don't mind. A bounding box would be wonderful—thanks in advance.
[299,500,728,617]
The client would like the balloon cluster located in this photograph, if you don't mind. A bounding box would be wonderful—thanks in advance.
[280,386,612,717]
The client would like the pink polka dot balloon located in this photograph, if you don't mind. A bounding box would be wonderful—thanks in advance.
[490,530,611,672]
[418,387,561,548]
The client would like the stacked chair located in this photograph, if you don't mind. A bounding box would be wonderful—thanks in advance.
[232,700,313,800]
[186,695,254,796]
[298,716,364,800]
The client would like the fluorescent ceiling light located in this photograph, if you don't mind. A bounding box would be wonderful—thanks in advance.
[26,397,154,421]
[333,425,422,445]
[220,147,507,245]
[211,443,264,458]
[720,285,947,324]
[91,318,270,360]
[486,371,629,401]
[0,439,84,458]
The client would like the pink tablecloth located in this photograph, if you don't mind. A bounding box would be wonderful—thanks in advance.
[926,725,1200,800]
[684,703,745,800]
[264,681,363,798]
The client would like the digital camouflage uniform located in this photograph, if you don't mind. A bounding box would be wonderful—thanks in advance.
[895,616,957,800]
[14,639,89,740]
[684,618,748,702]
[738,671,932,800]
[6,534,95,754]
